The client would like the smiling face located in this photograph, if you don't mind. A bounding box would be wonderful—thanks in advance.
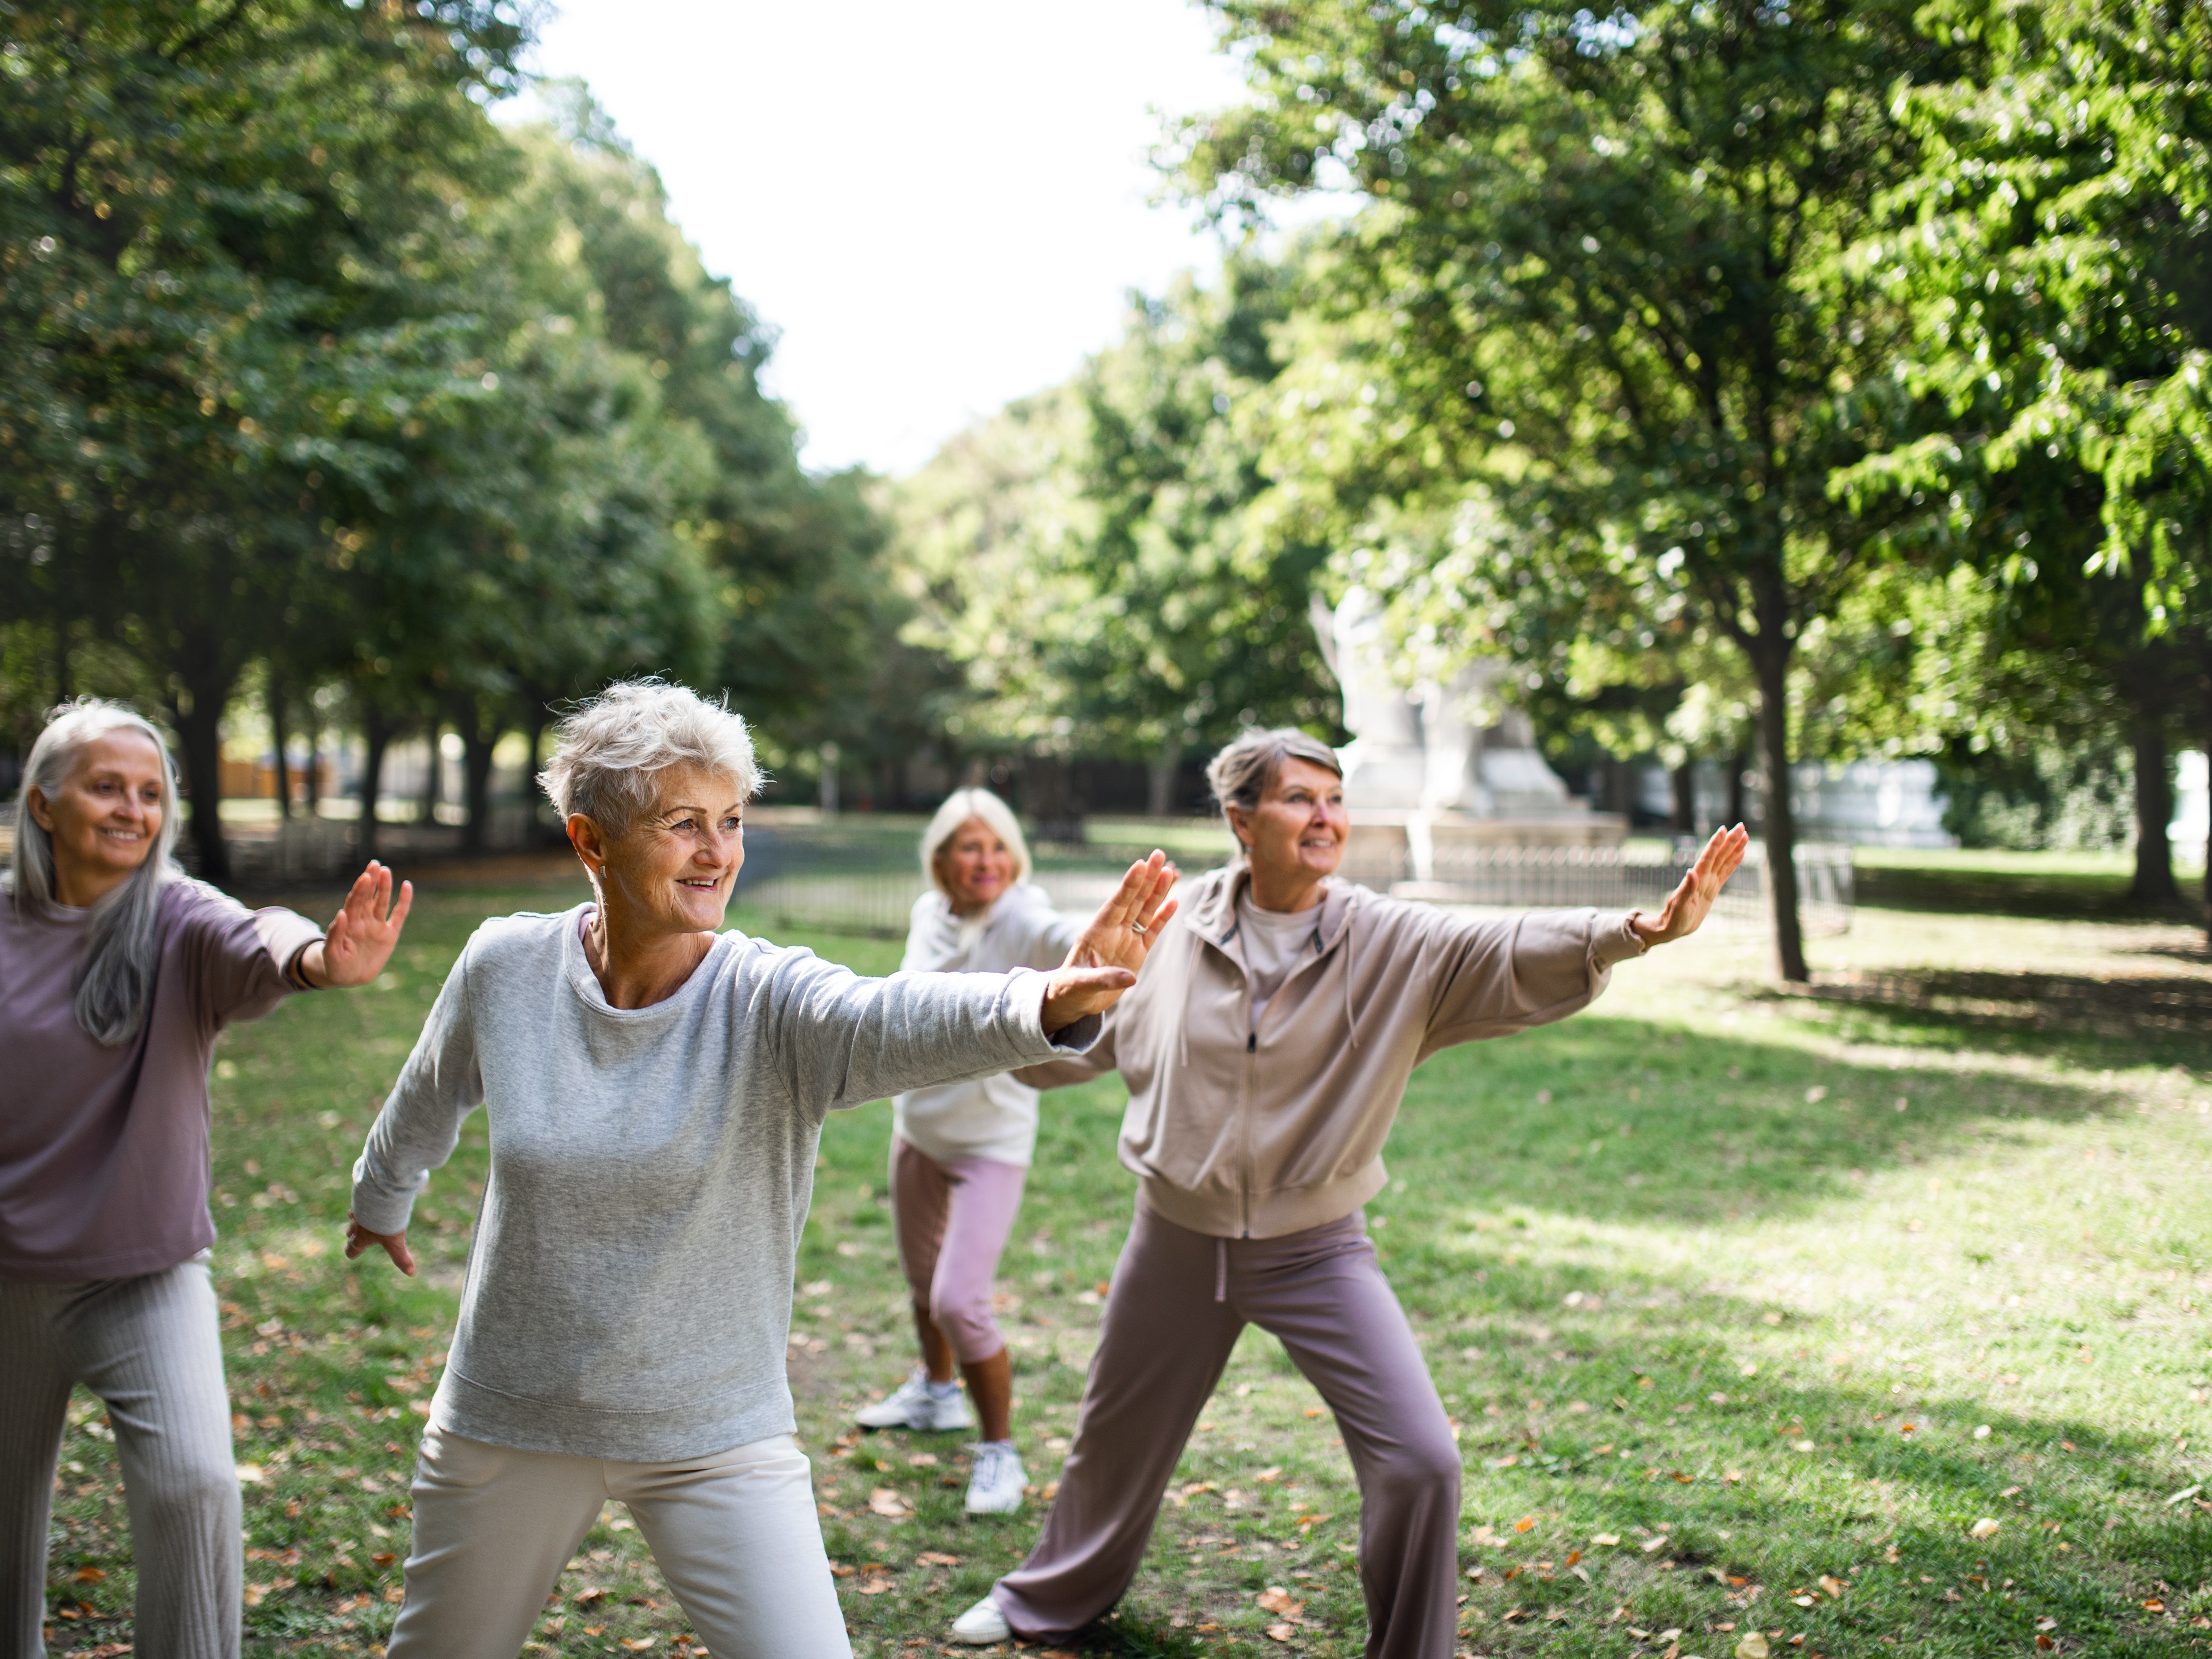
[1226,756,1348,894]
[27,728,168,908]
[935,816,1014,916]
[576,764,746,940]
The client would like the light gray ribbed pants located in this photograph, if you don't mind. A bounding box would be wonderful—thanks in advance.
[0,1258,240,1659]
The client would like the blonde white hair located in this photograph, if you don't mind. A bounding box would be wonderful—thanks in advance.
[919,788,1032,897]
[537,679,761,838]
[8,698,185,1045]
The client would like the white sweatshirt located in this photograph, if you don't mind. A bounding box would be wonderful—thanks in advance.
[890,883,1082,1167]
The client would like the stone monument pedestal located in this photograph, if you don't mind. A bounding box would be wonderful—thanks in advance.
[1343,807,1629,888]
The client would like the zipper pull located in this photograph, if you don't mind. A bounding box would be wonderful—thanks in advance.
[1247,1032,1257,1053]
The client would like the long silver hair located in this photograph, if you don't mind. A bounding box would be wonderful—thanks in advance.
[7,699,184,1045]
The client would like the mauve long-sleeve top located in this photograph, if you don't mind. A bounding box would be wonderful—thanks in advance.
[0,876,324,1282]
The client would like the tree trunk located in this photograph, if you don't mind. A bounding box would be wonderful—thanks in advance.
[303,706,321,814]
[167,683,232,886]
[267,671,293,821]
[359,711,395,861]
[1727,749,1749,830]
[1752,646,1808,982]
[1670,758,1697,836]
[459,711,499,853]
[524,709,555,844]
[1146,739,1184,818]
[418,722,443,825]
[2129,717,2178,905]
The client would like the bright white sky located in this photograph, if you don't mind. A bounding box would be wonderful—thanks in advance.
[520,0,1262,476]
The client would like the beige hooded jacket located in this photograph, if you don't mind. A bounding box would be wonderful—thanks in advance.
[1016,863,1648,1239]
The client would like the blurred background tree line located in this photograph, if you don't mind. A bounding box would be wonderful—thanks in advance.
[3,0,2208,964]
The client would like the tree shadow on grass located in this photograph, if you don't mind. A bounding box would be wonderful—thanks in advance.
[1854,865,2201,925]
[1381,1016,2145,1233]
[1766,968,2212,1074]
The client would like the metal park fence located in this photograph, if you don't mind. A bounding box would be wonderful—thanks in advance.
[736,820,1854,939]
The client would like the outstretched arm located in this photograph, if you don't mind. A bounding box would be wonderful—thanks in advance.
[296,861,413,989]
[1628,825,1750,947]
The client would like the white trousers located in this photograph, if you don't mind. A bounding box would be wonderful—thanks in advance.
[388,1424,850,1659]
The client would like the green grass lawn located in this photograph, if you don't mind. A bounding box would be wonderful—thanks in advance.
[35,855,2212,1658]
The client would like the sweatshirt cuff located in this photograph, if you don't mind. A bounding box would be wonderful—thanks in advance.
[349,1155,424,1236]
[1005,965,1104,1058]
[1591,912,1649,974]
[253,908,327,990]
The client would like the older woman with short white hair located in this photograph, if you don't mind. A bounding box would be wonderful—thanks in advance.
[855,789,1086,1514]
[3,698,410,1659]
[344,682,1176,1659]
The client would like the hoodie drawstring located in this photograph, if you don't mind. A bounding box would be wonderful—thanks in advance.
[1343,900,1358,1048]
[1214,1237,1227,1303]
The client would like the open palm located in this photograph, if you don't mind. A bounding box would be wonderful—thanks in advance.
[1039,851,1180,1031]
[1631,825,1750,947]
[304,862,413,988]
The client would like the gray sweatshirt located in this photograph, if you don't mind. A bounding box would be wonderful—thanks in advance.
[350,905,1096,1461]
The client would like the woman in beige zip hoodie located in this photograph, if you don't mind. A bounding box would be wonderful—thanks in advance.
[952,728,1748,1659]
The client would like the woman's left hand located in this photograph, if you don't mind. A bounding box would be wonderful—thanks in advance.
[298,861,414,989]
[1629,824,1750,947]
[1041,851,1179,1032]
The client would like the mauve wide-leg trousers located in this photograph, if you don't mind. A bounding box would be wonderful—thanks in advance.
[991,1204,1461,1659]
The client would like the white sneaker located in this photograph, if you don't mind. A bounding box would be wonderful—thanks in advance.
[964,1440,1026,1515]
[950,1596,1011,1644]
[855,1371,973,1433]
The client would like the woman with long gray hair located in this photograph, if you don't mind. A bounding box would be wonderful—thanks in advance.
[2,698,413,1659]
[950,727,1745,1657]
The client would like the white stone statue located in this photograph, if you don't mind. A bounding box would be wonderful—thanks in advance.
[1317,588,1576,818]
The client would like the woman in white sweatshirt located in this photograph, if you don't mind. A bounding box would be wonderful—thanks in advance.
[855,790,1084,1516]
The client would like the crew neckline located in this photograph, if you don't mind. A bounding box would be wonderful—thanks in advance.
[562,903,726,1019]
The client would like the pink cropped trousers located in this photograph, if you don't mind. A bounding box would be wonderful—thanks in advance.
[887,1137,1028,1363]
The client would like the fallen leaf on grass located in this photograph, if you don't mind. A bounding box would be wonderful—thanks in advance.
[1791,1595,1816,1608]
[867,1488,908,1519]
[72,1567,105,1583]
[857,1577,893,1596]
[1643,1536,1669,1554]
[1265,1623,1296,1642]
[1736,1637,1771,1659]
[1591,1533,1621,1546]
[1968,1518,2000,1539]
[574,1588,607,1605]
[2144,1598,2167,1612]
[828,1565,854,1578]
[621,1641,656,1652]
[916,1551,961,1566]
[234,1464,265,1485]
[1818,1575,1844,1598]
[242,1583,272,1608]
[907,1453,937,1469]
[2037,1637,2056,1651]
[1256,1587,1304,1617]
[1513,1515,1536,1533]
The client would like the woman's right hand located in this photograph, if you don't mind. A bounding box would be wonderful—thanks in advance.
[1041,851,1179,1032]
[344,1212,416,1277]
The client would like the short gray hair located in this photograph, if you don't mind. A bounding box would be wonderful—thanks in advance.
[8,698,184,1046]
[537,680,761,838]
[919,787,1032,896]
[1205,727,1343,823]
